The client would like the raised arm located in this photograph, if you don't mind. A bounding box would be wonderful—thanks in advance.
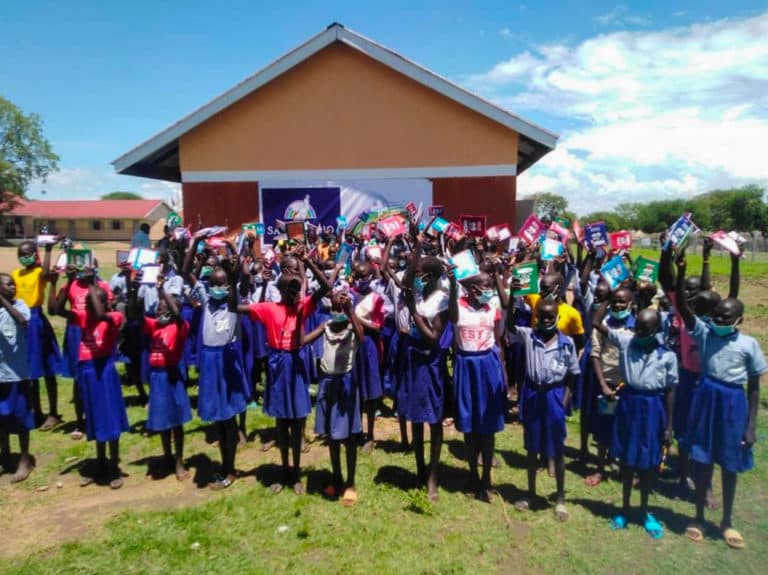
[344,293,365,343]
[158,275,181,318]
[728,247,741,299]
[658,232,675,293]
[447,266,459,324]
[87,283,107,322]
[700,237,713,292]
[182,237,204,286]
[674,251,696,331]
[591,301,609,337]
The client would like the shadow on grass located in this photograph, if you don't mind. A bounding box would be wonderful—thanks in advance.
[373,464,421,491]
[184,453,218,488]
[570,496,693,535]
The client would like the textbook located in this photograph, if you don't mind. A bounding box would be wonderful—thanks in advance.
[67,249,93,270]
[584,221,608,248]
[609,231,632,251]
[512,262,539,296]
[449,250,480,281]
[600,255,630,290]
[377,215,407,238]
[541,238,564,261]
[460,215,486,238]
[632,256,660,284]
[710,230,742,256]
[519,214,546,245]
[128,248,158,270]
[664,213,698,251]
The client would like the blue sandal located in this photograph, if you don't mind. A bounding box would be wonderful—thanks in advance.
[644,513,664,539]
[610,515,627,530]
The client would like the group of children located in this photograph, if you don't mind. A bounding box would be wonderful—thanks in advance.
[0,218,764,549]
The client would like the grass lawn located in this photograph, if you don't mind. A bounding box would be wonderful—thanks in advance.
[0,245,767,574]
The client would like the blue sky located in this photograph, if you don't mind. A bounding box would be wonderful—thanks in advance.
[2,0,766,213]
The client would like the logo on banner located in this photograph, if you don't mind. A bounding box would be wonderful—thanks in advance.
[262,187,341,244]
[284,195,317,220]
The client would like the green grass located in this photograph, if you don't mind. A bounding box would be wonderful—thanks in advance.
[631,247,768,279]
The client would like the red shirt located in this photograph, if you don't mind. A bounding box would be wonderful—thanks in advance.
[144,317,190,368]
[63,280,114,312]
[248,295,316,351]
[71,309,123,360]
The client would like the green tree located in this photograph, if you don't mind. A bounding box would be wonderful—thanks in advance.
[581,211,629,231]
[0,96,59,204]
[531,192,569,222]
[101,191,144,200]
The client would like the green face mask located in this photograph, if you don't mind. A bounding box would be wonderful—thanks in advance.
[18,255,36,267]
[710,322,736,337]
[200,265,214,279]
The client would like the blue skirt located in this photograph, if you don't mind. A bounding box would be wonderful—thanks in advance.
[453,349,506,434]
[0,380,35,431]
[573,339,592,411]
[610,387,666,470]
[239,315,256,388]
[355,335,382,401]
[181,303,199,368]
[686,375,753,473]
[382,330,402,399]
[197,343,248,422]
[673,367,699,443]
[520,383,566,457]
[147,366,192,431]
[314,371,362,440]
[252,318,268,359]
[397,337,445,424]
[264,347,312,419]
[27,306,61,379]
[78,356,129,442]
[59,323,82,378]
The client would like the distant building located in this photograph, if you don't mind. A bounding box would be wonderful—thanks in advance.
[0,198,172,242]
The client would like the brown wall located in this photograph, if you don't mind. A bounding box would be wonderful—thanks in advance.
[183,182,260,230]
[432,176,517,228]
[179,43,518,172]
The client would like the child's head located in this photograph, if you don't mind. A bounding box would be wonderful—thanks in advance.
[208,269,230,301]
[462,272,493,306]
[709,297,744,336]
[535,299,559,335]
[609,288,633,317]
[17,240,38,268]
[280,255,300,276]
[540,273,564,302]
[684,275,702,303]
[353,262,373,292]
[594,280,611,304]
[277,273,302,306]
[692,289,721,319]
[414,256,444,296]
[0,273,16,300]
[633,308,661,351]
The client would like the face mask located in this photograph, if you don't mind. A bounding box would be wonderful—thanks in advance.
[413,276,426,294]
[698,315,711,323]
[200,266,214,279]
[537,323,559,337]
[330,312,348,324]
[633,334,657,349]
[710,322,736,337]
[609,308,631,321]
[543,287,560,301]
[476,289,494,305]
[398,259,407,270]
[209,286,229,300]
[355,279,371,293]
[156,313,172,326]
[18,255,36,267]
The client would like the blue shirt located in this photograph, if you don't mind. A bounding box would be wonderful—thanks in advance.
[509,327,580,387]
[689,318,768,386]
[0,299,30,382]
[130,229,151,249]
[606,330,678,392]
[138,273,183,316]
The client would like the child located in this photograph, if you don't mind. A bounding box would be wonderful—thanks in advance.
[53,272,129,489]
[400,240,449,502]
[301,290,364,505]
[586,287,635,487]
[129,272,191,480]
[592,304,677,538]
[507,299,580,520]
[236,246,331,494]
[676,252,766,548]
[448,270,506,502]
[0,273,35,482]
[12,240,61,430]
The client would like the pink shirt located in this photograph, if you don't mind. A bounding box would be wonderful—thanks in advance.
[63,280,114,312]
[666,291,701,373]
[455,297,500,352]
[248,295,316,351]
[144,317,190,368]
[72,310,123,360]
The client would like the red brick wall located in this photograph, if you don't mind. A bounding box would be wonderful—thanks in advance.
[432,176,517,228]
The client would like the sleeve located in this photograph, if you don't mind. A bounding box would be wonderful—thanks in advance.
[189,282,206,304]
[566,339,581,375]
[568,307,585,336]
[665,352,679,388]
[747,337,768,377]
[143,316,156,335]
[165,276,183,296]
[506,326,532,345]
[590,328,603,359]
[15,300,31,321]
[248,302,270,323]
[137,284,148,300]
[688,316,708,350]
[370,295,385,328]
[606,328,630,350]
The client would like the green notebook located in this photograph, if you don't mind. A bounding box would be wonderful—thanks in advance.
[512,262,539,296]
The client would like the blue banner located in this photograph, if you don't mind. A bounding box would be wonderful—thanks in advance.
[261,187,341,244]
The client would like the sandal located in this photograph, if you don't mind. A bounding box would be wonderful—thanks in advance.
[109,477,124,490]
[293,482,306,495]
[685,524,704,542]
[610,515,628,530]
[209,475,235,490]
[342,487,358,507]
[514,499,530,512]
[70,430,84,441]
[555,503,569,522]
[584,472,603,487]
[723,527,745,549]
[644,513,664,539]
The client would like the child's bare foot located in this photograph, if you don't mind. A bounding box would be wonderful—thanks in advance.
[260,439,276,452]
[342,487,358,507]
[70,430,84,441]
[706,488,721,510]
[238,431,247,448]
[293,481,306,495]
[175,462,189,481]
[10,455,34,483]
[362,440,375,454]
[39,414,62,431]
[209,474,235,490]
[585,472,604,487]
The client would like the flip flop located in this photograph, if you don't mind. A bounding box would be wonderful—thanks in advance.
[555,503,569,522]
[39,415,62,431]
[644,513,664,539]
[209,475,234,490]
[685,524,704,542]
[70,430,84,441]
[293,482,306,495]
[610,515,628,530]
[723,528,745,549]
[342,487,358,507]
[514,499,530,512]
[109,477,124,490]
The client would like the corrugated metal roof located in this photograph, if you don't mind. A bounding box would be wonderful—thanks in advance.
[8,198,169,219]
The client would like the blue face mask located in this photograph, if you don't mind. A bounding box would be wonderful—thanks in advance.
[710,322,736,337]
[476,289,494,305]
[537,322,559,337]
[330,311,348,324]
[633,334,657,349]
[609,308,631,321]
[413,276,426,294]
[209,286,229,300]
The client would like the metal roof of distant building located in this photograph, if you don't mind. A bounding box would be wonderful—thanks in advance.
[7,198,169,219]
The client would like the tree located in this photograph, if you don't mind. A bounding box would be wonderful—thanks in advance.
[531,192,569,222]
[0,97,59,203]
[581,211,629,232]
[101,191,144,200]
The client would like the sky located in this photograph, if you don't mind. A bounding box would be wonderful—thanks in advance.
[1,0,766,214]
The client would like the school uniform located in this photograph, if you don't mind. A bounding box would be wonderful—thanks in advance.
[605,331,678,470]
[453,297,506,434]
[144,317,192,431]
[397,290,449,424]
[248,296,315,419]
[71,310,129,442]
[314,323,362,440]
[0,299,34,432]
[510,327,580,458]
[108,271,136,364]
[685,318,768,473]
[352,288,385,402]
[11,266,61,379]
[137,273,184,384]
[197,293,248,422]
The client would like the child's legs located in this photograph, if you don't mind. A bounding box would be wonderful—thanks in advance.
[398,414,409,447]
[480,433,495,489]
[289,418,306,482]
[276,418,290,473]
[365,399,377,442]
[678,444,690,485]
[221,417,238,477]
[692,461,714,523]
[160,430,173,459]
[427,423,443,492]
[44,375,59,417]
[0,430,9,457]
[621,466,633,514]
[412,422,426,478]
[31,380,43,419]
[344,438,357,487]
[721,468,738,529]
[328,439,342,486]
[579,408,590,456]
[73,379,84,429]
[172,426,185,463]
[554,452,566,502]
[526,450,538,497]
[464,433,480,481]
[638,469,656,514]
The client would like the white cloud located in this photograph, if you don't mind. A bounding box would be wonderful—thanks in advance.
[595,5,651,27]
[499,27,513,38]
[26,166,180,203]
[467,11,768,214]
